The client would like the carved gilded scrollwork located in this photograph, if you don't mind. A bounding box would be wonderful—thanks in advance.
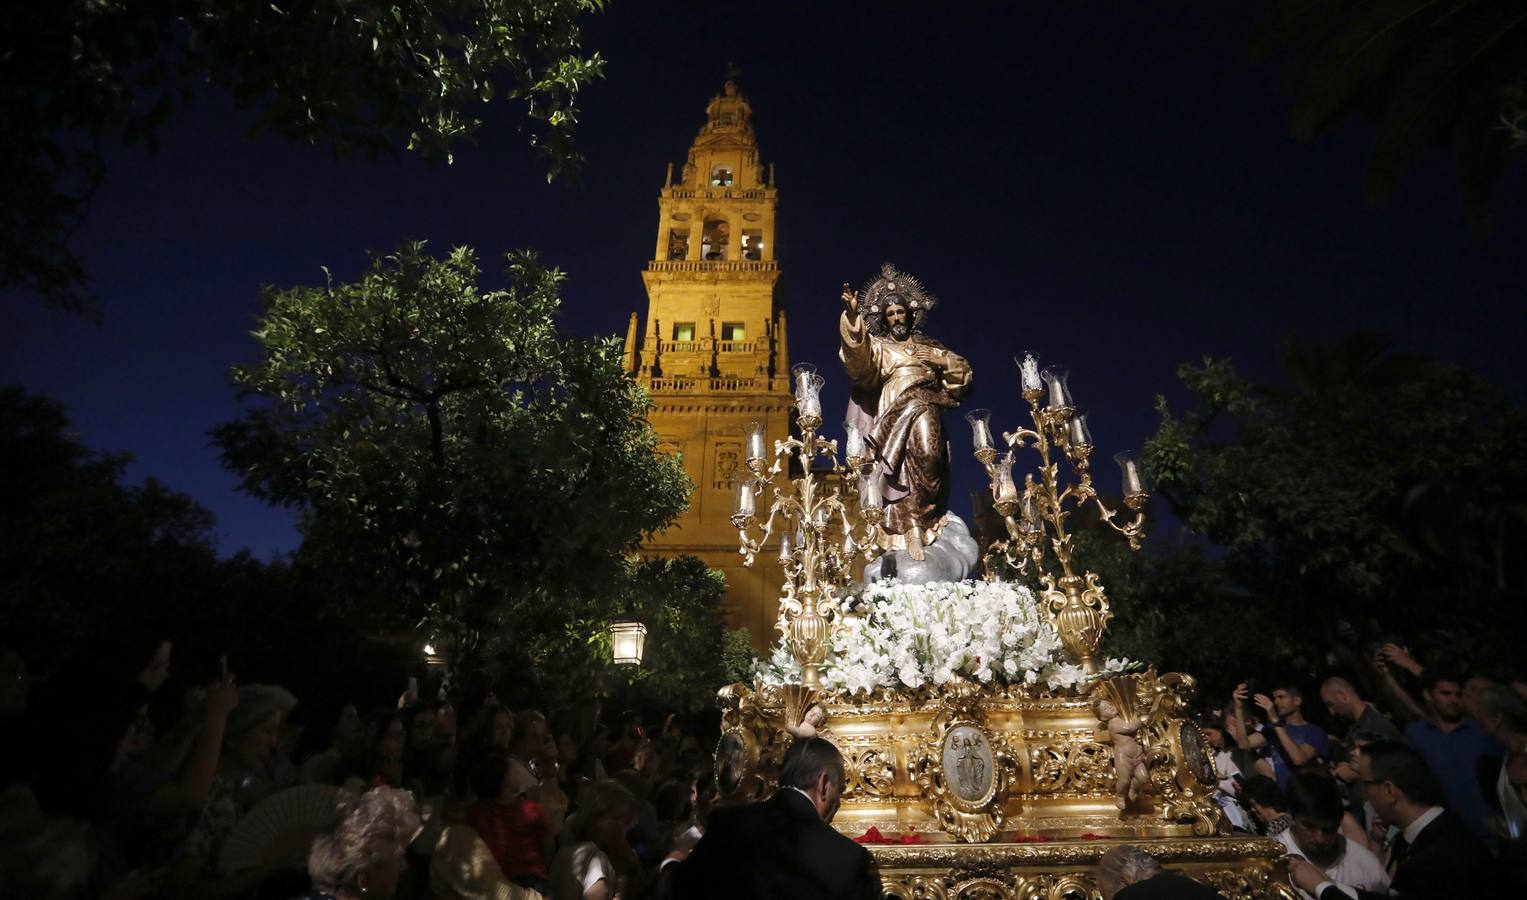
[717,674,1274,888]
[1201,867,1300,900]
[1136,671,1223,835]
[875,867,1285,900]
[1028,739,1114,794]
[843,745,896,798]
[715,681,791,804]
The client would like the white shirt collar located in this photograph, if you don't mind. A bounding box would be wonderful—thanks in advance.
[1403,806,1445,844]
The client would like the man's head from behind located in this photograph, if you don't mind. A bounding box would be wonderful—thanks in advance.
[1096,845,1164,899]
[780,737,846,823]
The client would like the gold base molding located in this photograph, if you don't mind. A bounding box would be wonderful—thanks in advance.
[873,836,1295,900]
[716,671,1291,895]
[718,671,1223,842]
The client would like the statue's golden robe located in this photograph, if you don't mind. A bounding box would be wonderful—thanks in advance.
[840,311,973,541]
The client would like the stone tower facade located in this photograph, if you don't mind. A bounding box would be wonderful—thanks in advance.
[623,78,791,646]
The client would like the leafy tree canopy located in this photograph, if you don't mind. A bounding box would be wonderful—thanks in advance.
[213,242,691,663]
[1,0,606,312]
[518,556,735,714]
[1143,333,1527,676]
[1252,1,1527,225]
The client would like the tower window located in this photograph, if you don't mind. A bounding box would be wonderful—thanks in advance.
[741,229,763,261]
[701,218,729,260]
[667,229,689,260]
[710,167,733,187]
[721,322,745,341]
[672,322,696,342]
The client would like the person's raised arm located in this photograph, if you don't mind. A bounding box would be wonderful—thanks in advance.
[1255,693,1318,766]
[1372,647,1425,724]
[1229,683,1266,749]
[142,678,238,815]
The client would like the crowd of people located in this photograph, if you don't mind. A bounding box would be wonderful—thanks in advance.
[4,634,1526,899]
[1198,642,1527,897]
[0,640,721,900]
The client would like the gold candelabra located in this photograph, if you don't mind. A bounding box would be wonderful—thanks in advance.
[732,363,884,687]
[968,353,1149,676]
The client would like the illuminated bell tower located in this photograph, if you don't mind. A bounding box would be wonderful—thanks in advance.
[623,76,791,645]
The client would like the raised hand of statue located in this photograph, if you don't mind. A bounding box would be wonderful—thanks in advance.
[840,283,858,317]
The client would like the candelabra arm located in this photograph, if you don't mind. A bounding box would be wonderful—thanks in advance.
[1055,483,1082,509]
[1087,494,1148,550]
[1002,427,1044,451]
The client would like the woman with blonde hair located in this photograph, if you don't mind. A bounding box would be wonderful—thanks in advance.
[549,779,641,900]
[303,786,421,900]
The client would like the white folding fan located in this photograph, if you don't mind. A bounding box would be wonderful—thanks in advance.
[218,784,343,874]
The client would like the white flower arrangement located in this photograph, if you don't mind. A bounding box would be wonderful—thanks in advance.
[761,579,1131,694]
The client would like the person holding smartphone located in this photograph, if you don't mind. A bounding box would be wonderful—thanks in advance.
[1252,684,1331,790]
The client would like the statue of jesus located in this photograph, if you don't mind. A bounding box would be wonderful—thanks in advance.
[840,263,973,563]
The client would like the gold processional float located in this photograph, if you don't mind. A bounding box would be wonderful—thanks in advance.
[716,270,1293,899]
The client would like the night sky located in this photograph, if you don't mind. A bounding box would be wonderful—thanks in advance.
[4,3,1523,558]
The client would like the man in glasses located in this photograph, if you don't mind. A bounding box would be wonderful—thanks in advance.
[1288,741,1503,899]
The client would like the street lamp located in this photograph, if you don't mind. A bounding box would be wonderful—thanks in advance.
[609,618,647,666]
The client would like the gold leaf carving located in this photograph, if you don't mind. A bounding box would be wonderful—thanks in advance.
[1028,740,1113,794]
[844,745,896,798]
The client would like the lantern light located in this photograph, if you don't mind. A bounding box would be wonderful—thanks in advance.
[610,618,648,666]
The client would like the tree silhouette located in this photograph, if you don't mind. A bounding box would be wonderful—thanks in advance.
[1253,0,1527,226]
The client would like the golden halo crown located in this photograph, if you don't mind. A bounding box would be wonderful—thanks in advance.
[856,262,936,336]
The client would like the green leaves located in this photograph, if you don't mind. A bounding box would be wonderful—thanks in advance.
[1142,334,1527,675]
[521,556,731,712]
[4,0,608,311]
[215,241,690,668]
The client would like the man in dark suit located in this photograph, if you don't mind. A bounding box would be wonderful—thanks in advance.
[659,737,881,900]
[1288,740,1505,899]
[1096,844,1227,899]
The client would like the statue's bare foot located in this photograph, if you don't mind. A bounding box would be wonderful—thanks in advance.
[1115,796,1128,810]
[906,525,925,561]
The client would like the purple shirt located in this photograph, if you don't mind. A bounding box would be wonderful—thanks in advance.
[1264,721,1330,789]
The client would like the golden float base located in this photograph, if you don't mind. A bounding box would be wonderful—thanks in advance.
[716,671,1294,898]
[872,836,1292,900]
